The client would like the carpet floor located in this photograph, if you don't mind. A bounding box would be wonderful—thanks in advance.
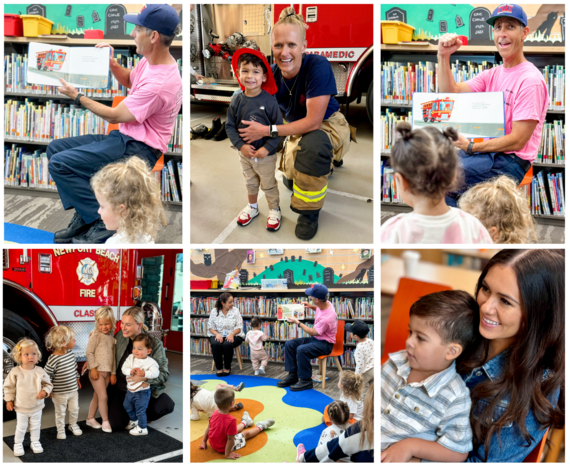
[190,375,333,463]
[3,419,183,462]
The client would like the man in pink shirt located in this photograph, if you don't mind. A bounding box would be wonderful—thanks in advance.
[277,284,338,392]
[437,4,548,207]
[47,4,182,243]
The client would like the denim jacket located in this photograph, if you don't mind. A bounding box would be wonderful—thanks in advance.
[461,351,559,462]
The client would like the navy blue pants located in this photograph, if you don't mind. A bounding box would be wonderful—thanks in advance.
[446,150,527,207]
[124,388,152,429]
[46,130,158,224]
[284,337,333,381]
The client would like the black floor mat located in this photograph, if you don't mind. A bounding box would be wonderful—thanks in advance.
[161,455,183,462]
[3,419,182,462]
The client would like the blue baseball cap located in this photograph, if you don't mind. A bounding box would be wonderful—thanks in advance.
[487,4,528,27]
[124,4,180,36]
[305,284,329,300]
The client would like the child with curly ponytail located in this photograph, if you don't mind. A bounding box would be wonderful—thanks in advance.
[91,156,167,244]
[380,122,493,244]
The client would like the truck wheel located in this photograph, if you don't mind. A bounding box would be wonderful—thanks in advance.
[430,118,435,123]
[424,118,428,123]
[366,80,373,124]
[3,310,47,422]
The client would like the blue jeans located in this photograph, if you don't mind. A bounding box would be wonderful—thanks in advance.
[284,337,333,381]
[446,150,527,207]
[123,388,152,429]
[46,131,158,224]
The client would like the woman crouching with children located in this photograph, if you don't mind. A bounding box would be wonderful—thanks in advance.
[381,249,564,462]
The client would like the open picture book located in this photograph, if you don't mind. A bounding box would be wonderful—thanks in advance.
[277,304,305,321]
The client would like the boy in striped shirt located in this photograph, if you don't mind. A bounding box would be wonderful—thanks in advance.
[381,291,477,462]
[45,326,82,439]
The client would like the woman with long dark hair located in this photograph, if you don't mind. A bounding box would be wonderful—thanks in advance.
[207,293,245,377]
[456,249,564,461]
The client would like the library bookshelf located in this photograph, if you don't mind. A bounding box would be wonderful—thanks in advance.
[4,36,183,208]
[190,288,374,370]
[381,44,565,227]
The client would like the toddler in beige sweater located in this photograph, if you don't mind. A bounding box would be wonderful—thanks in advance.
[86,306,117,433]
[3,338,53,457]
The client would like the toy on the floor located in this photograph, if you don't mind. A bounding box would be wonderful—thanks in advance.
[91,156,167,244]
[199,386,275,459]
[245,317,269,375]
[3,338,53,457]
[45,325,83,440]
[191,381,246,420]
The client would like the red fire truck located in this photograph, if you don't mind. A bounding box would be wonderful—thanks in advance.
[3,248,182,419]
[191,4,374,123]
[36,50,67,71]
[421,97,455,123]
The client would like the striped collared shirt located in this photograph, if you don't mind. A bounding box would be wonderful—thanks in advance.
[381,350,473,453]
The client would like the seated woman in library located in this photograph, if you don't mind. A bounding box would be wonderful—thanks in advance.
[207,293,245,377]
[387,249,564,462]
[47,4,182,244]
[277,284,338,392]
[437,4,549,207]
[85,306,175,432]
[237,7,354,241]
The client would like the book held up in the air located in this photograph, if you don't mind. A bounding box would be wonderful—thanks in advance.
[277,304,305,321]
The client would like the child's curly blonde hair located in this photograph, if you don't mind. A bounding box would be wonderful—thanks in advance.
[90,156,166,243]
[45,325,75,351]
[94,306,116,333]
[458,175,537,244]
[11,338,41,364]
[339,370,364,402]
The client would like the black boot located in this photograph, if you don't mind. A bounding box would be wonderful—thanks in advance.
[295,214,319,240]
[282,175,293,191]
[277,372,299,388]
[190,123,209,139]
[53,211,93,244]
[212,121,227,141]
[71,220,116,244]
[332,158,343,167]
[290,379,314,392]
[203,117,222,140]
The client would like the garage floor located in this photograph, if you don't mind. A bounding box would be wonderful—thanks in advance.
[3,352,182,463]
[190,100,374,243]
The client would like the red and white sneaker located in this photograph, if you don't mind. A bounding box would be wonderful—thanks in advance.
[267,209,281,231]
[237,205,259,226]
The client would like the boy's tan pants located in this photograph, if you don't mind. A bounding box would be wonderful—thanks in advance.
[239,151,280,210]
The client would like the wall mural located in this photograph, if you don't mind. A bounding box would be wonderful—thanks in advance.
[383,4,565,46]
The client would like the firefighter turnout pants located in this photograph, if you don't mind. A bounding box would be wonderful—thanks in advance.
[280,111,355,215]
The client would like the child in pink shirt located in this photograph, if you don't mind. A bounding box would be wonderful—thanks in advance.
[245,317,269,375]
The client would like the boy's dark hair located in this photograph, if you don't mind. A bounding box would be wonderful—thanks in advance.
[251,317,261,328]
[391,121,462,200]
[214,386,235,409]
[238,53,267,74]
[410,290,478,348]
[133,333,153,349]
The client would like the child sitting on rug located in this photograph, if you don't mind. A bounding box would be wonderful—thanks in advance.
[85,306,116,433]
[4,338,53,457]
[245,317,269,375]
[91,156,167,244]
[317,400,351,462]
[45,325,82,439]
[121,334,160,436]
[191,382,246,420]
[199,386,275,459]
[335,371,364,423]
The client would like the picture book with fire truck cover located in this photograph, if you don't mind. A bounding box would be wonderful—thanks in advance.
[412,92,505,138]
[27,42,110,89]
[277,304,305,321]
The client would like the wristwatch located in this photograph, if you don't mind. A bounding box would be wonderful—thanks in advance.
[74,93,85,107]
[270,125,279,138]
[466,141,474,155]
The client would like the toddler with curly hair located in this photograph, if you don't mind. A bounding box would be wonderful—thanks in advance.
[91,156,167,244]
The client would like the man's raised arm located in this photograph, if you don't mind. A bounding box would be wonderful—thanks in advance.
[437,33,472,94]
[95,42,132,89]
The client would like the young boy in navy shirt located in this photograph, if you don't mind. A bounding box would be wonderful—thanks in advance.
[226,49,283,232]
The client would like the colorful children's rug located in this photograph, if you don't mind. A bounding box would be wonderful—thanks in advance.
[191,374,332,462]
[4,223,55,244]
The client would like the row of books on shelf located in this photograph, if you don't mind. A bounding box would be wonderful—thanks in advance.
[524,170,565,216]
[190,318,374,343]
[191,338,360,368]
[190,296,374,319]
[168,114,182,154]
[5,143,183,201]
[5,51,183,99]
[380,163,401,204]
[381,111,565,165]
[381,61,565,111]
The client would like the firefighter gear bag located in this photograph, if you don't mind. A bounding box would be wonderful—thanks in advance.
[280,111,356,214]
